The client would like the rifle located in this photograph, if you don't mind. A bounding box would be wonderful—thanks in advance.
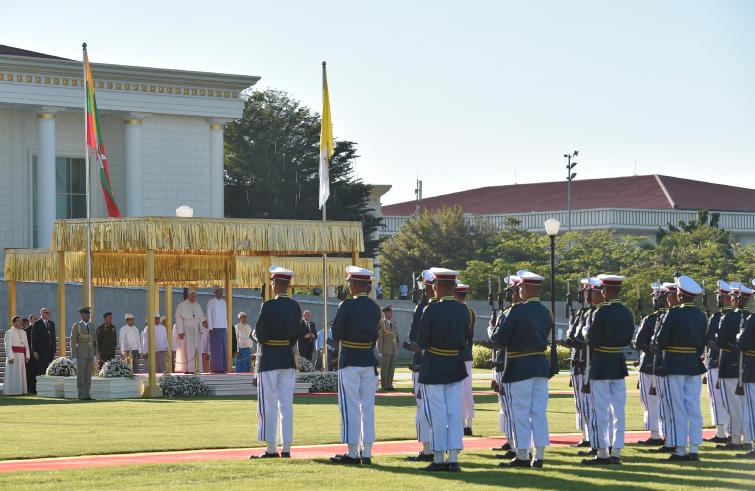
[648,278,662,396]
[260,282,266,300]
[336,285,347,301]
[411,272,421,304]
[487,276,496,326]
[582,271,592,394]
[566,281,574,325]
[735,293,747,396]
[637,288,644,320]
[714,287,725,389]
[701,280,709,384]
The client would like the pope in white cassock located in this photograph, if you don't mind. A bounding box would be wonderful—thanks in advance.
[4,316,31,395]
[175,288,205,373]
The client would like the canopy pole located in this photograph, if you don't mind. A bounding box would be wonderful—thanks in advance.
[57,251,66,357]
[226,273,233,372]
[7,280,16,324]
[322,204,329,372]
[143,249,160,397]
[165,286,173,374]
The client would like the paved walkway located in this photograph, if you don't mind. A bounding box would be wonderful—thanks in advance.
[0,429,714,474]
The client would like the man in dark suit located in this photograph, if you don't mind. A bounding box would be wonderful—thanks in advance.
[31,307,57,377]
[297,310,317,362]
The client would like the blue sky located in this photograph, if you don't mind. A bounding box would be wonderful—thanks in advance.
[5,0,754,204]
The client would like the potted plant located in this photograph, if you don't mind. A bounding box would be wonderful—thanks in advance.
[91,359,144,399]
[37,357,76,398]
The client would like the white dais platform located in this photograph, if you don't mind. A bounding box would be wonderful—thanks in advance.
[138,373,311,396]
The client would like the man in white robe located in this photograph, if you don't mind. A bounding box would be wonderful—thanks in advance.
[175,288,205,373]
[4,316,30,395]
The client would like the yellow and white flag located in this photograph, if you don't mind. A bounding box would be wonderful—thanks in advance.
[319,62,334,210]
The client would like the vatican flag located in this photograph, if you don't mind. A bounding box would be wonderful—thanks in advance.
[319,62,334,210]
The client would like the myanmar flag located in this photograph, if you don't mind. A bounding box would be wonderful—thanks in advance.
[84,45,121,217]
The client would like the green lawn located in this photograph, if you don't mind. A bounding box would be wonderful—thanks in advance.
[0,447,751,490]
[2,374,705,461]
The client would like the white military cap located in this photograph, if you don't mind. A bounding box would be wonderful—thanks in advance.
[597,274,625,287]
[237,311,248,318]
[676,275,703,296]
[454,281,470,293]
[731,281,753,297]
[716,280,732,294]
[421,270,435,284]
[504,275,521,286]
[125,313,135,320]
[269,265,295,281]
[581,277,602,289]
[346,265,374,281]
[518,270,545,285]
[429,267,459,281]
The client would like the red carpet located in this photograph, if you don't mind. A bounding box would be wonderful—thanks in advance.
[0,430,715,473]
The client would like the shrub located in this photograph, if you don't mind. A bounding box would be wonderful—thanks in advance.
[472,344,494,369]
[297,372,337,393]
[45,357,77,376]
[99,359,134,378]
[159,375,210,398]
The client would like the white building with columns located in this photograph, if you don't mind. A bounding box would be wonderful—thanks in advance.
[0,44,258,258]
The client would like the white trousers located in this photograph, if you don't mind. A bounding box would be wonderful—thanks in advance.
[589,379,626,450]
[744,383,755,443]
[413,371,431,443]
[639,372,663,438]
[495,370,512,440]
[706,368,729,428]
[462,361,475,427]
[421,381,463,452]
[338,366,376,446]
[504,377,549,450]
[571,373,591,437]
[661,375,702,448]
[720,377,744,442]
[257,368,295,445]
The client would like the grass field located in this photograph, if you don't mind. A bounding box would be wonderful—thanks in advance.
[2,373,706,461]
[0,447,751,490]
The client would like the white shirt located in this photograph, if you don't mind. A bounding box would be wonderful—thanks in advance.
[236,323,253,349]
[142,323,169,353]
[206,297,228,330]
[120,324,141,352]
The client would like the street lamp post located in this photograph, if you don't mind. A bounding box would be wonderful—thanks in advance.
[544,218,561,375]
[564,151,578,231]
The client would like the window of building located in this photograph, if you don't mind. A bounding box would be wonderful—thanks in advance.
[31,156,87,247]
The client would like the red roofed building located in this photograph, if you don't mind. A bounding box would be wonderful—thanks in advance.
[380,175,755,245]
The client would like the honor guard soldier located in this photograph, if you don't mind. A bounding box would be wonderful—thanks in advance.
[330,266,382,465]
[491,270,551,468]
[581,274,635,465]
[405,270,436,463]
[489,274,522,459]
[703,280,734,443]
[735,280,755,459]
[454,282,476,436]
[417,267,469,472]
[633,282,667,445]
[70,307,96,400]
[565,277,600,448]
[653,275,707,461]
[250,266,301,459]
[715,281,752,450]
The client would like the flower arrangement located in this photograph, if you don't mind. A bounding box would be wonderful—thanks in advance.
[297,372,337,393]
[159,375,210,398]
[99,359,135,378]
[45,357,78,376]
[297,356,315,373]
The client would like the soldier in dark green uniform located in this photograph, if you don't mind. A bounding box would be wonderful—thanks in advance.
[703,280,734,444]
[70,307,96,400]
[735,281,755,459]
[95,311,117,369]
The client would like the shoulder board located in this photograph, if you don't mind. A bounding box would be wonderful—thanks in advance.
[524,297,541,303]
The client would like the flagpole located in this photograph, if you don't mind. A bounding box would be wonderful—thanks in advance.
[82,43,93,311]
[321,61,328,372]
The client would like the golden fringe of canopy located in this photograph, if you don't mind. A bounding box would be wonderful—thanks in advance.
[4,249,371,288]
[50,217,365,254]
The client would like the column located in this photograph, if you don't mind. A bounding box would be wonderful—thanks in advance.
[124,115,145,217]
[208,120,227,218]
[37,111,57,248]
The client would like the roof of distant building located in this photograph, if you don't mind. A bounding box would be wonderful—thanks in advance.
[382,175,755,216]
[0,44,69,60]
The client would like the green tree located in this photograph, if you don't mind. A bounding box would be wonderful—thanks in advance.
[223,89,382,255]
[380,207,498,295]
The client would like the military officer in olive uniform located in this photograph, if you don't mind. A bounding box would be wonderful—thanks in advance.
[582,274,635,465]
[71,307,96,400]
[417,267,469,472]
[653,275,707,461]
[330,266,382,466]
[491,270,551,468]
[250,266,301,459]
